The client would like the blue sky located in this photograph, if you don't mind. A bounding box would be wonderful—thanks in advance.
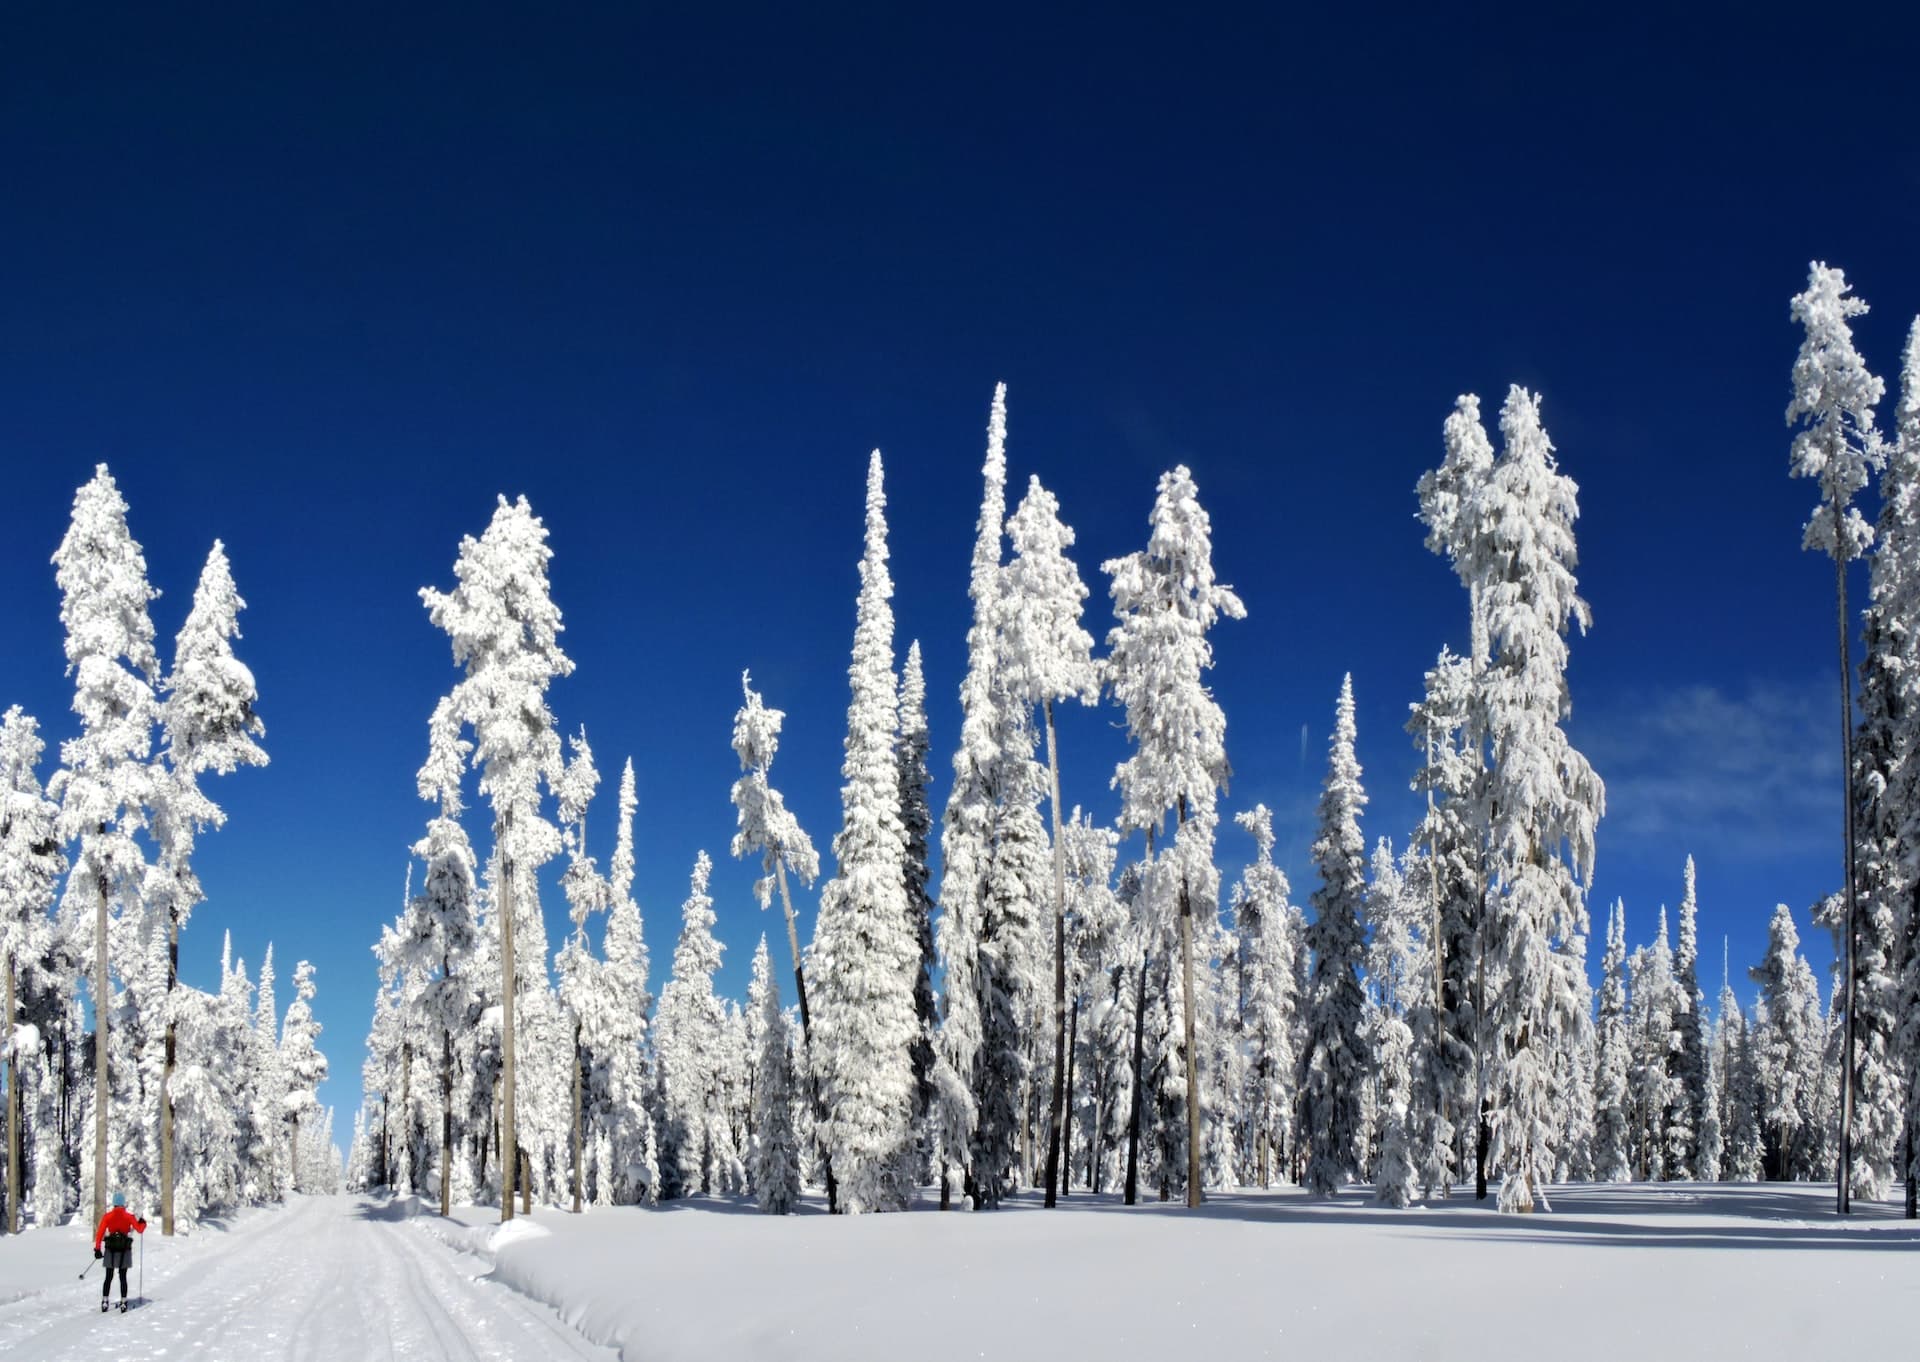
[1,4,1915,1131]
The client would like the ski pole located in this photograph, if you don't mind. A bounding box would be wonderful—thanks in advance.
[138,1227,143,1307]
[77,1256,96,1280]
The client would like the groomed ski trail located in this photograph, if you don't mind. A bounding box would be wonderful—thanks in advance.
[0,1195,618,1362]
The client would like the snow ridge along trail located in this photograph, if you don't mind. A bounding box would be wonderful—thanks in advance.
[0,1195,617,1362]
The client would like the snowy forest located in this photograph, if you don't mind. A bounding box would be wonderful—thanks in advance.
[1,262,1913,1241]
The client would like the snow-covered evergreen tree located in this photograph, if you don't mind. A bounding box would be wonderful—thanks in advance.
[1627,910,1678,1180]
[49,465,163,1222]
[151,540,268,1232]
[0,708,62,1232]
[1592,900,1632,1182]
[750,938,802,1213]
[279,961,327,1192]
[894,643,938,1184]
[1478,388,1605,1213]
[729,672,823,1151]
[1669,858,1707,1181]
[420,495,575,1220]
[1787,262,1887,1209]
[1104,464,1244,1207]
[1001,475,1100,1205]
[810,452,918,1214]
[599,759,656,1203]
[1297,675,1369,1197]
[1230,805,1299,1188]
[1749,904,1827,1181]
[1719,973,1766,1183]
[657,852,734,1198]
[932,385,1009,1209]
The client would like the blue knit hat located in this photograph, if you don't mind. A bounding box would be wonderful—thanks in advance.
[110,1192,126,1208]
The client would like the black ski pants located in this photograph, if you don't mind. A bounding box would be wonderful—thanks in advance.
[102,1246,131,1298]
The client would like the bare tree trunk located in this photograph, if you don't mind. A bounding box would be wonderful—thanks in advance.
[93,862,109,1225]
[571,1023,584,1214]
[774,860,837,1213]
[400,1042,413,1193]
[500,849,517,1222]
[161,915,178,1234]
[1123,957,1148,1206]
[440,1025,453,1216]
[1835,541,1859,1215]
[1178,883,1202,1207]
[1041,700,1070,1207]
[4,957,16,1234]
[520,1147,532,1215]
[1061,997,1078,1197]
[289,1112,300,1196]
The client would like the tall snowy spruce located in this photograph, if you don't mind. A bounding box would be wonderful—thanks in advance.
[0,708,62,1233]
[279,961,328,1190]
[49,465,163,1223]
[1787,263,1886,1211]
[728,672,829,1203]
[750,937,802,1213]
[933,385,1008,1209]
[1230,805,1300,1188]
[1415,396,1499,1196]
[154,540,268,1233]
[894,643,939,1178]
[1592,900,1632,1182]
[1670,858,1709,1181]
[1479,387,1604,1213]
[421,495,575,1220]
[1000,476,1100,1206]
[1297,676,1369,1197]
[1879,319,1920,1216]
[656,852,739,1198]
[810,451,918,1213]
[1104,464,1244,1207]
[599,759,658,1204]
[1749,904,1827,1181]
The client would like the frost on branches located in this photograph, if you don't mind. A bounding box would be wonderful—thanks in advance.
[809,451,918,1214]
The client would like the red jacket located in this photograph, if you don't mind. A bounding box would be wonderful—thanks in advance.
[93,1206,146,1250]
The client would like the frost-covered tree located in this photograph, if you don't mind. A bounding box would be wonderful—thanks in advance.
[279,961,327,1192]
[1592,900,1632,1182]
[1297,675,1369,1197]
[1627,911,1678,1179]
[0,709,62,1233]
[1670,859,1708,1181]
[1719,975,1766,1183]
[729,673,828,1200]
[893,644,938,1184]
[552,730,606,1213]
[421,495,574,1220]
[750,938,802,1213]
[152,540,268,1232]
[1104,465,1244,1207]
[1000,476,1101,1206]
[1788,262,1887,1210]
[599,759,656,1204]
[810,452,918,1214]
[932,386,1010,1210]
[1749,904,1827,1181]
[50,465,163,1223]
[1478,388,1605,1213]
[657,852,737,1198]
[1231,805,1299,1188]
[1405,649,1479,1198]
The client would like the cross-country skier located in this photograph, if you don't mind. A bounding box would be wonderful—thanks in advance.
[92,1192,146,1312]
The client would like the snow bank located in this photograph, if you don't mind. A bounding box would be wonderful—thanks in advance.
[430,1182,1920,1362]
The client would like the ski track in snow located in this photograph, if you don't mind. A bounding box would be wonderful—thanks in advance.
[0,1195,616,1362]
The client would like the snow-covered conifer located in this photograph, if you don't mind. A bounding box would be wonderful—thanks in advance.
[1670,858,1707,1181]
[657,852,733,1198]
[49,466,163,1221]
[751,938,802,1213]
[1749,905,1827,1180]
[1592,900,1632,1182]
[600,760,657,1203]
[1478,388,1605,1213]
[421,495,574,1220]
[1104,465,1244,1207]
[0,708,62,1232]
[279,961,327,1192]
[1230,805,1299,1188]
[1001,475,1100,1205]
[894,643,938,1182]
[810,452,918,1214]
[1788,262,1887,1209]
[1298,675,1369,1197]
[1627,910,1678,1179]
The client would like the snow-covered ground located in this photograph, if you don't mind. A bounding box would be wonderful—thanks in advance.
[0,1183,1913,1360]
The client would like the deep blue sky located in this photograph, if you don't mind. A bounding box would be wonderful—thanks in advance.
[2,4,1916,1134]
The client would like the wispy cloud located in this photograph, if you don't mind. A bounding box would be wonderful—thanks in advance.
[1576,677,1840,862]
